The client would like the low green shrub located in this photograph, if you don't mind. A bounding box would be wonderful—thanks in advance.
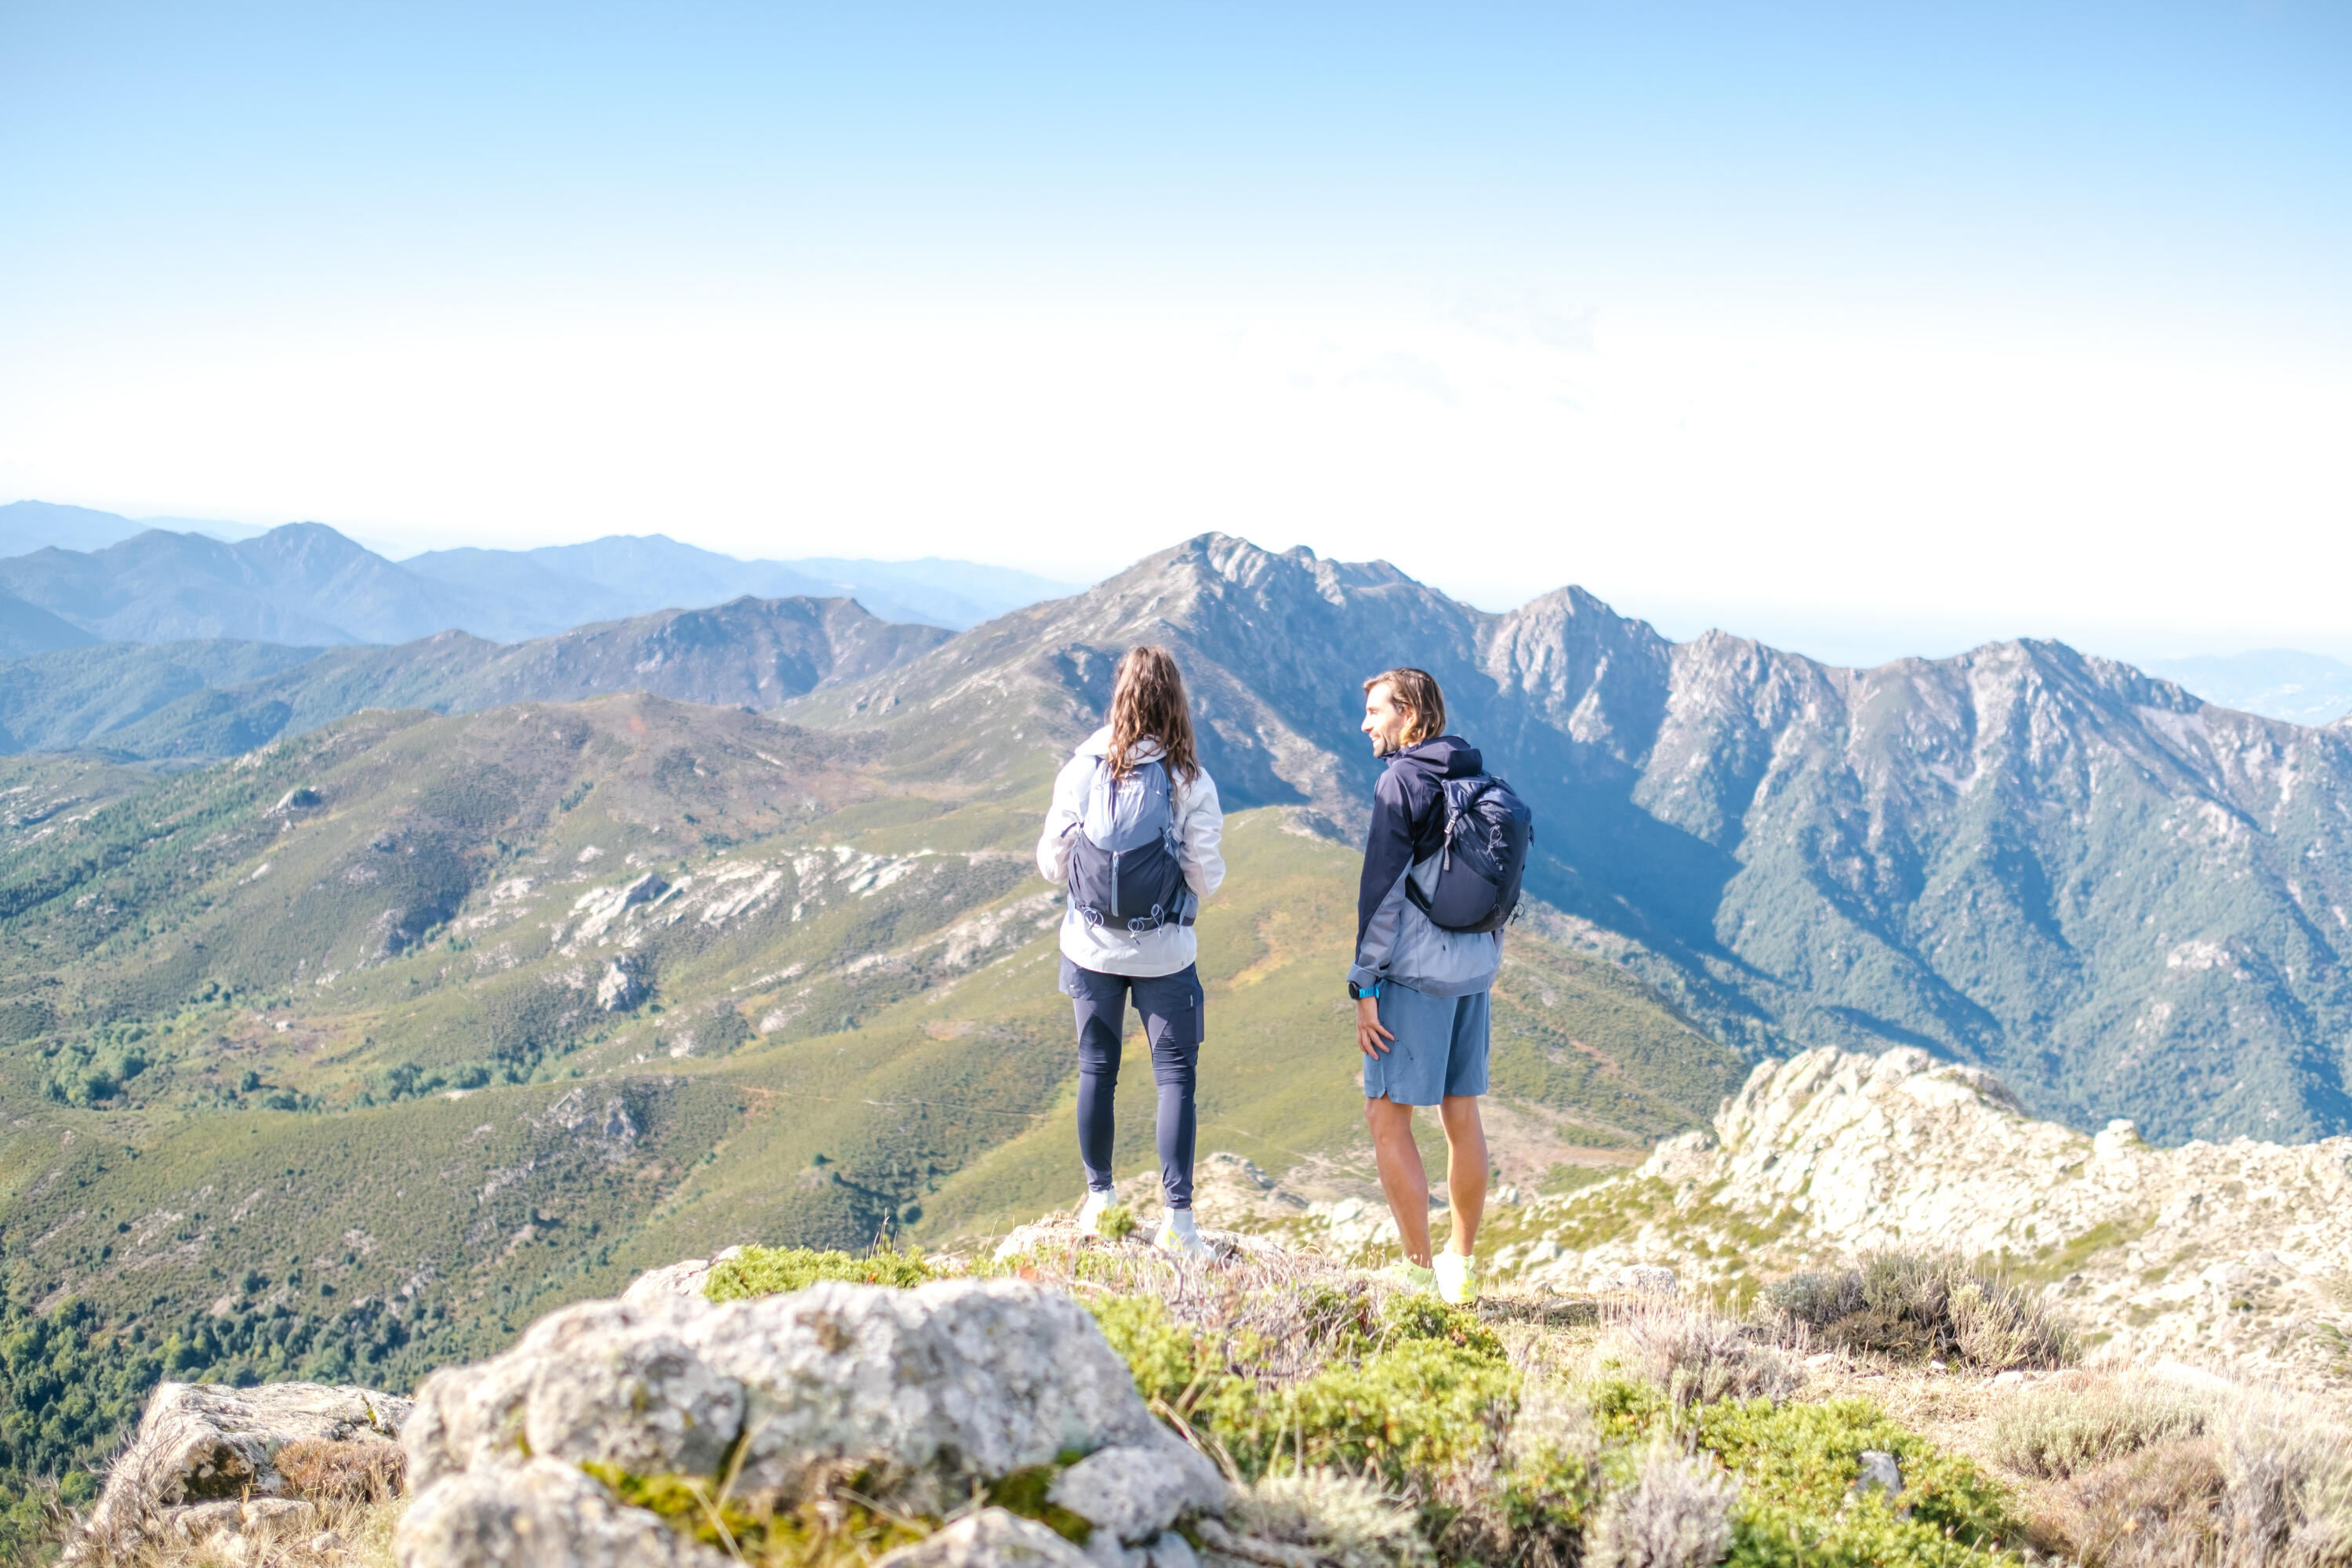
[1699,1397,2016,1548]
[1588,1378,2024,1566]
[1377,1291,1506,1362]
[1279,1338,1516,1484]
[1086,1292,1514,1487]
[1078,1251,2036,1568]
[703,1244,940,1301]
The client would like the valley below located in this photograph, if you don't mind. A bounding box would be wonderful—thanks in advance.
[5,530,2351,1537]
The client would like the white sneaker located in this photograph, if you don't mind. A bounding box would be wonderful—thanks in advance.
[1076,1189,1112,1236]
[1433,1247,1478,1306]
[1155,1209,1210,1260]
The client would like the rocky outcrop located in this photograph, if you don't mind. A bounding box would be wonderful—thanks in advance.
[597,956,647,1011]
[71,1381,410,1559]
[397,1276,1231,1567]
[1479,1047,2352,1392]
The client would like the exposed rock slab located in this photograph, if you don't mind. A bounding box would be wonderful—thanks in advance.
[73,1380,409,1559]
[1468,1047,2352,1393]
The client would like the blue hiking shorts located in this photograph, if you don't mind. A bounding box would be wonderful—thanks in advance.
[1361,982,1490,1107]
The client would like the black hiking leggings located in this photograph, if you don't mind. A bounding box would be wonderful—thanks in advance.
[1061,958,1204,1209]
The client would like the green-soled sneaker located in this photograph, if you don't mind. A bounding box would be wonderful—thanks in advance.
[1383,1261,1438,1294]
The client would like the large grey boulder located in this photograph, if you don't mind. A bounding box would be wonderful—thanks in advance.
[397,1277,1237,1568]
[72,1381,410,1559]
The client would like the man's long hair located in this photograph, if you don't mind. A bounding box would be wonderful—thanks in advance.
[1366,667,1446,750]
[1106,646,1200,785]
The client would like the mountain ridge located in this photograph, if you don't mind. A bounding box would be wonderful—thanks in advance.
[793,532,2352,1142]
[0,596,950,759]
[1,527,2345,1144]
[0,502,1076,641]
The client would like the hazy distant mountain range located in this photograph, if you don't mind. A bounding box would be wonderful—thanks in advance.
[0,500,1076,645]
[0,598,947,758]
[2139,650,2352,728]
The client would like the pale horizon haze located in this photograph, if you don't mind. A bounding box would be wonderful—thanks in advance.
[3,2,2347,666]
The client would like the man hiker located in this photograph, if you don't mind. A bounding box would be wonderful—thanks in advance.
[1349,667,1527,1305]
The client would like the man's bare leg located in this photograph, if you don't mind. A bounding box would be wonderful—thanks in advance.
[1438,1094,1488,1258]
[1365,1095,1433,1266]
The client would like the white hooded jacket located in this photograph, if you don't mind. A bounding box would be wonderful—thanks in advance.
[1036,728,1225,977]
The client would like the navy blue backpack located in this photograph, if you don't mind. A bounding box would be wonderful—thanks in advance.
[1406,773,1534,934]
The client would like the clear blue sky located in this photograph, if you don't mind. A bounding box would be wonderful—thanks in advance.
[4,2,2348,661]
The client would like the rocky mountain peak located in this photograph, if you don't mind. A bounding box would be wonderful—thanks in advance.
[1479,1044,2352,1392]
[791,532,2352,1141]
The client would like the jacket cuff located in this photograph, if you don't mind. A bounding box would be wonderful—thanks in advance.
[1347,962,1385,991]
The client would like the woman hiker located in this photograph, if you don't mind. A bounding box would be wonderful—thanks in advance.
[1036,646,1225,1258]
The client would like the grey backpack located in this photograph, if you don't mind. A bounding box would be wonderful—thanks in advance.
[1064,757,1195,932]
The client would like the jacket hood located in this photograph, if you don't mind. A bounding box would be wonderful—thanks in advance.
[1385,735,1481,779]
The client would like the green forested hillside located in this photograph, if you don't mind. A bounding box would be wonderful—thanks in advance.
[0,691,1734,1503]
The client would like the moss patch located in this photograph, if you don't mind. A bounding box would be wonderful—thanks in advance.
[583,1463,931,1566]
[704,1244,941,1301]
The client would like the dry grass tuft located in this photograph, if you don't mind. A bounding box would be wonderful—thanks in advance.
[82,1495,403,1567]
[1232,1469,1433,1568]
[1988,1371,2214,1479]
[274,1437,405,1504]
[1581,1441,1739,1568]
[1613,1302,1798,1408]
[1765,1250,2072,1370]
[1004,1233,1379,1385]
[1988,1376,2352,1567]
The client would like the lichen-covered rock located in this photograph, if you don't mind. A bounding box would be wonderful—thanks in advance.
[394,1457,728,1567]
[1049,1443,1229,1543]
[409,1279,1165,1511]
[72,1381,409,1558]
[870,1508,1094,1568]
[399,1275,1262,1568]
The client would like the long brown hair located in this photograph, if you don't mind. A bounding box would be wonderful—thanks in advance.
[1106,646,1200,785]
[1364,667,1446,748]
